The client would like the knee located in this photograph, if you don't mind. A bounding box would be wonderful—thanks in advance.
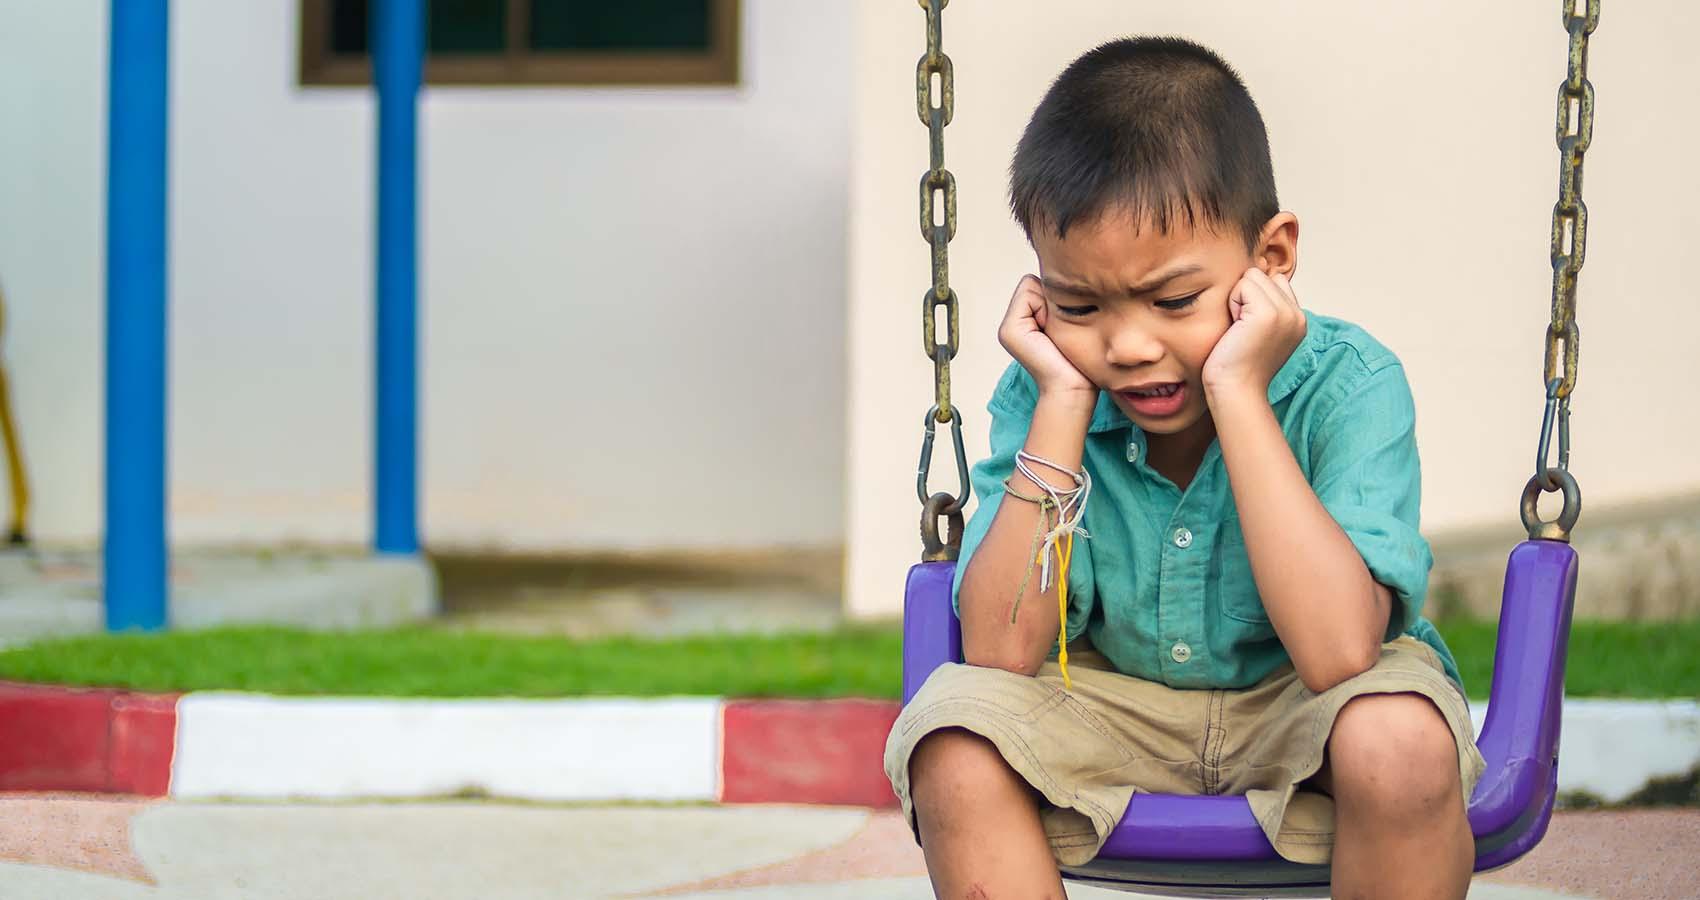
[1327,693,1460,817]
[909,728,1022,819]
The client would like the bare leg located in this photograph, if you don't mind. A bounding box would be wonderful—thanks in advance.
[909,727,1068,900]
[1324,694,1473,900]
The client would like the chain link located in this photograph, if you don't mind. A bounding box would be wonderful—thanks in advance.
[915,0,966,560]
[1545,0,1596,402]
[917,0,960,424]
[1526,0,1598,541]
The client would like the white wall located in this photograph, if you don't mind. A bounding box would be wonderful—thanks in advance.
[847,1,1700,617]
[0,0,850,551]
[0,0,108,546]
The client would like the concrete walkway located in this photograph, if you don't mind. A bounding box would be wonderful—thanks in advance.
[4,796,1693,899]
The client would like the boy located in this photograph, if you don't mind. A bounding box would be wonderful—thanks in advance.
[883,37,1484,900]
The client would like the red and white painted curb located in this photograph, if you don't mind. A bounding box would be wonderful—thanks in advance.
[2,682,1694,806]
[0,683,901,807]
[0,682,176,796]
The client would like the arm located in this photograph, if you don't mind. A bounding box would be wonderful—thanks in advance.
[1204,269,1389,693]
[1209,388,1391,692]
[958,393,1094,675]
[958,275,1099,676]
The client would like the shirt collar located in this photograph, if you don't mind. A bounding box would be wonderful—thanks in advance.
[1087,312,1318,435]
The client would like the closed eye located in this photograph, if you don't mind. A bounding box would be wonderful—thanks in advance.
[1054,304,1098,317]
[1155,293,1200,311]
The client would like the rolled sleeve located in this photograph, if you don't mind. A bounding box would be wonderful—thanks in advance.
[950,366,1096,644]
[1309,365,1434,640]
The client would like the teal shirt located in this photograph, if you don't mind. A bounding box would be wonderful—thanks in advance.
[951,313,1462,691]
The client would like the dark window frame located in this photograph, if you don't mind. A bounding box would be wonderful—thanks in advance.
[299,0,740,87]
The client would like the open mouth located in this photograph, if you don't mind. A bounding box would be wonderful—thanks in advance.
[1118,382,1188,417]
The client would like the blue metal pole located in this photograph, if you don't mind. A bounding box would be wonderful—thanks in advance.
[374,0,422,554]
[104,0,170,631]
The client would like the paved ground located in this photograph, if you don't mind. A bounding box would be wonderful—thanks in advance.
[1,796,1692,899]
[0,548,434,645]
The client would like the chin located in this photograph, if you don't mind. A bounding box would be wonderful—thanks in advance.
[1132,416,1202,435]
[1118,400,1207,435]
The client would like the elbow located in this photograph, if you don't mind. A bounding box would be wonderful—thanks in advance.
[963,644,1046,678]
[1295,643,1380,695]
[1296,669,1349,696]
[957,579,1049,677]
[1293,581,1394,693]
[962,628,1049,677]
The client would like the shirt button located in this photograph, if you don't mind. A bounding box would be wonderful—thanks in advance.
[1172,527,1193,549]
[1171,641,1193,664]
[1126,442,1141,463]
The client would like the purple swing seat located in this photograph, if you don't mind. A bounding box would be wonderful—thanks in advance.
[901,540,1577,897]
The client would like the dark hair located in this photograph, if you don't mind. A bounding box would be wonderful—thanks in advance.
[1009,36,1278,250]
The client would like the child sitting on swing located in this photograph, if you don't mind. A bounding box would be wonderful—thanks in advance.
[884,36,1483,900]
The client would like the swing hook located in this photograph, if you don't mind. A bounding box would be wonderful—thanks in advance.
[917,405,969,561]
[1523,378,1581,541]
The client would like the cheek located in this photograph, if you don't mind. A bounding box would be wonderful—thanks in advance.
[1048,325,1100,367]
[1181,315,1232,368]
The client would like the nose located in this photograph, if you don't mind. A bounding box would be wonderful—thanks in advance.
[1105,322,1163,368]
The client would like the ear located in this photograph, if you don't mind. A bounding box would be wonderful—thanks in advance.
[1255,212,1300,280]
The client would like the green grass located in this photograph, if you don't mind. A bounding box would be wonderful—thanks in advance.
[1440,617,1700,700]
[0,626,901,699]
[0,619,1694,700]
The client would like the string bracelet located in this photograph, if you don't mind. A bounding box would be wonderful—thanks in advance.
[999,450,1092,688]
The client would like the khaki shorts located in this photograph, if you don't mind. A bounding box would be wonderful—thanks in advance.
[883,636,1485,867]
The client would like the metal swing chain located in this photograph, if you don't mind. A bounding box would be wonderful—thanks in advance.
[916,0,969,561]
[1522,0,1597,542]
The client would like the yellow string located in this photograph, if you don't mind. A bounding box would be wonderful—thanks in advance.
[1005,489,1055,624]
[1055,532,1074,690]
[1006,476,1077,689]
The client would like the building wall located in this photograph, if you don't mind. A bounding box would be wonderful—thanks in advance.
[846,1,1700,617]
[0,0,850,551]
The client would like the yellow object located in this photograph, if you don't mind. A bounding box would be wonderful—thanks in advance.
[1004,474,1081,688]
[0,286,28,544]
[1055,532,1075,690]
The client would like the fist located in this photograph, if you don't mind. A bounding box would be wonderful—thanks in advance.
[1201,269,1307,398]
[998,275,1096,397]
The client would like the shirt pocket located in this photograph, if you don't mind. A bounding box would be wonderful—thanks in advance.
[1212,518,1270,625]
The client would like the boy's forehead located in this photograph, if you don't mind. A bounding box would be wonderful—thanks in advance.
[1036,210,1241,280]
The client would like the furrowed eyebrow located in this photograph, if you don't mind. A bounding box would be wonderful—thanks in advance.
[1125,263,1204,296]
[1041,263,1205,301]
[1039,277,1098,298]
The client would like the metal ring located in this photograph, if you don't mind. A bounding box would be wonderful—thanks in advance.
[920,492,965,562]
[1521,467,1582,542]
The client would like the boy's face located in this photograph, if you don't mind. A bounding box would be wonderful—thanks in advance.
[1032,209,1297,439]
